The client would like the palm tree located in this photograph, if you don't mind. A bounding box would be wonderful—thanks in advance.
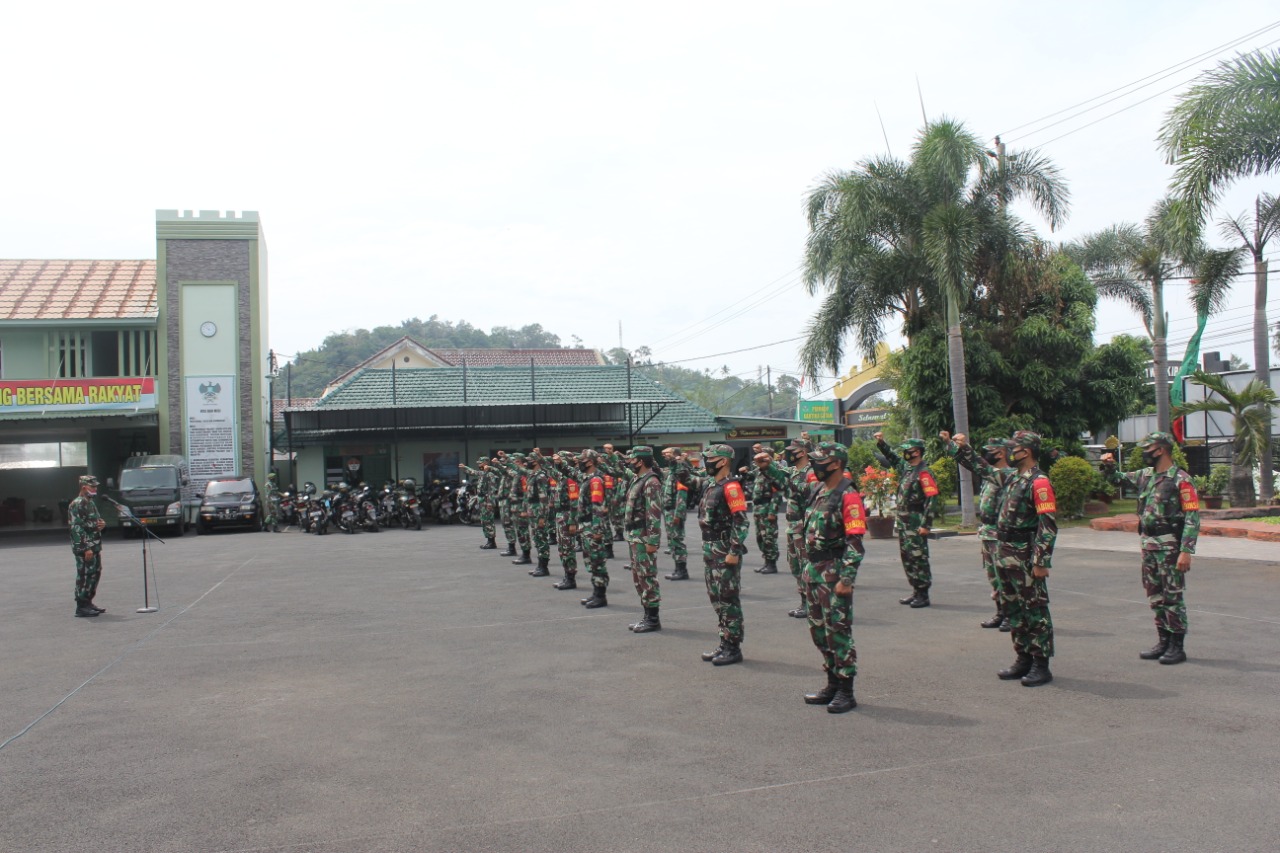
[1218,194,1280,502]
[801,119,1069,526]
[1174,369,1280,507]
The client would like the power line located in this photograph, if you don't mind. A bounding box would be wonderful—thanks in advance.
[651,336,805,366]
[646,264,803,348]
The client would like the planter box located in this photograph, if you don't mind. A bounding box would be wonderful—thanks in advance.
[1202,496,1224,510]
[867,516,896,539]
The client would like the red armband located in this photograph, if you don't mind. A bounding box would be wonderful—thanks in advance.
[1032,476,1056,514]
[918,470,940,498]
[1179,480,1200,512]
[842,491,867,535]
[724,481,748,513]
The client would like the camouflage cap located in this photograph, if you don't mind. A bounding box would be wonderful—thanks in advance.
[899,438,926,453]
[809,441,849,465]
[787,438,814,453]
[628,445,654,459]
[477,456,490,464]
[703,443,735,460]
[1010,430,1042,450]
[1137,431,1176,449]
[579,448,600,463]
[982,437,1013,454]
[79,475,99,487]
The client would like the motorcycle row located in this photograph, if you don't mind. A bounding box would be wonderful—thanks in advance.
[272,478,479,534]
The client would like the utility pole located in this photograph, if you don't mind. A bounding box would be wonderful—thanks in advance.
[766,365,773,417]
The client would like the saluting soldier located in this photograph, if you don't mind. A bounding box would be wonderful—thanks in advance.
[944,431,1015,630]
[757,438,817,618]
[524,451,554,576]
[461,458,497,549]
[548,452,583,590]
[69,475,108,618]
[875,433,940,608]
[994,430,1058,687]
[623,447,665,633]
[660,447,691,581]
[577,450,612,608]
[493,452,519,557]
[508,453,535,565]
[750,447,782,574]
[679,444,751,665]
[1100,432,1200,665]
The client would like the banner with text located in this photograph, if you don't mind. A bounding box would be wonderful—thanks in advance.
[185,375,239,497]
[796,400,837,424]
[0,377,156,414]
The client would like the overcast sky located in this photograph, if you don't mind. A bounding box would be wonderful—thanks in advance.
[4,1,1277,398]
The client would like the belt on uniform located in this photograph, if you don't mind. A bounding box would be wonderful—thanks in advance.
[999,528,1034,545]
[1140,522,1183,538]
[807,547,842,562]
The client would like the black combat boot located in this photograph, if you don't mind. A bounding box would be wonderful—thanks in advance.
[86,600,105,614]
[1139,628,1172,660]
[1158,632,1186,665]
[613,530,624,542]
[826,677,857,713]
[1020,657,1053,686]
[664,561,688,581]
[758,559,778,575]
[529,556,550,577]
[605,542,616,559]
[500,542,517,556]
[804,671,839,705]
[701,641,726,662]
[788,595,807,618]
[999,616,1011,632]
[981,608,1004,629]
[582,587,608,609]
[512,550,532,565]
[711,641,743,666]
[899,591,919,605]
[909,591,931,608]
[998,653,1033,680]
[479,538,497,550]
[631,606,662,633]
[554,573,577,590]
[75,601,100,618]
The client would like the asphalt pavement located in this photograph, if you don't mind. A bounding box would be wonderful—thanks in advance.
[2,521,1278,852]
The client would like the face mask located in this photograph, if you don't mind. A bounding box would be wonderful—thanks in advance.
[783,449,797,465]
[631,461,645,474]
[984,452,1003,467]
[1141,450,1160,467]
[704,458,725,475]
[810,460,834,479]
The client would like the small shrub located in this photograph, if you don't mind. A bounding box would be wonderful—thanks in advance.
[1049,455,1096,519]
[929,455,958,503]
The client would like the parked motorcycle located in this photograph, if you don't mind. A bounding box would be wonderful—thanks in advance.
[354,483,381,532]
[455,479,479,525]
[397,478,423,530]
[333,482,358,534]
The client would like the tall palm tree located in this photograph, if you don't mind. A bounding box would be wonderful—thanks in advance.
[801,119,1068,526]
[1174,369,1280,507]
[1218,193,1280,502]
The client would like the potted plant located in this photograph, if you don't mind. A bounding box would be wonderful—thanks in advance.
[1196,466,1229,510]
[858,466,898,539]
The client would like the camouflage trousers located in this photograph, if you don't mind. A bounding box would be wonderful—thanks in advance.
[995,542,1054,659]
[498,499,516,546]
[1142,548,1188,634]
[806,567,856,679]
[609,493,625,539]
[264,501,279,528]
[583,530,610,591]
[555,510,579,575]
[514,512,532,554]
[73,548,103,603]
[480,496,497,540]
[895,518,932,591]
[703,540,743,644]
[663,505,688,560]
[529,512,552,561]
[628,537,661,608]
[981,537,1001,598]
[753,511,780,562]
[786,528,810,603]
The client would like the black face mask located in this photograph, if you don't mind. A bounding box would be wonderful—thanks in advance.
[1141,450,1160,467]
[984,452,1003,466]
[631,461,646,474]
[783,449,797,465]
[811,460,835,479]
[705,458,726,475]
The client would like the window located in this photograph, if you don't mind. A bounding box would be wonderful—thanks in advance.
[55,331,87,378]
[51,329,157,378]
[0,442,89,470]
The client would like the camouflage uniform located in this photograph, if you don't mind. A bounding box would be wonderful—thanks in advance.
[751,464,782,568]
[461,461,496,546]
[681,445,751,662]
[949,439,1015,626]
[494,460,518,553]
[623,448,665,631]
[801,443,867,712]
[877,437,940,601]
[1101,432,1201,662]
[548,454,582,587]
[524,457,554,571]
[995,431,1058,685]
[69,476,105,614]
[578,455,612,606]
[263,474,280,531]
[508,455,534,562]
[759,438,817,617]
[660,454,690,577]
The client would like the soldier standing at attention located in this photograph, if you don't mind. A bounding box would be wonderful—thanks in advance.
[798,442,866,713]
[623,447,665,633]
[577,450,612,609]
[524,451,554,577]
[680,444,751,665]
[875,433,940,608]
[263,472,281,532]
[494,452,519,557]
[1100,432,1200,665]
[660,447,691,581]
[994,430,1058,687]
[757,438,817,618]
[943,432,1015,630]
[69,475,107,618]
[750,447,781,574]
[549,452,582,590]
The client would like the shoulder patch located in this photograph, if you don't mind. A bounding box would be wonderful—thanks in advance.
[724,480,748,513]
[603,475,615,489]
[589,478,605,504]
[1179,479,1200,512]
[918,470,940,497]
[805,470,818,483]
[1032,475,1056,515]
[567,480,580,501]
[676,481,688,491]
[842,491,867,536]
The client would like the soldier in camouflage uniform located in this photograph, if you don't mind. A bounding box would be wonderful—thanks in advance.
[460,458,497,549]
[549,452,582,590]
[797,442,866,713]
[751,447,782,574]
[263,472,281,532]
[1100,431,1200,665]
[577,450,612,607]
[523,451,554,576]
[757,437,817,618]
[601,444,626,546]
[944,431,1015,630]
[508,453,535,565]
[622,447,665,633]
[875,433,940,608]
[661,447,691,581]
[680,443,751,665]
[994,430,1058,687]
[494,453,519,556]
[69,475,107,617]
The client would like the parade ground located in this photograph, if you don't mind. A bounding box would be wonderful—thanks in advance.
[2,523,1278,853]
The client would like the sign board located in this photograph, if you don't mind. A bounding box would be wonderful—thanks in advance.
[725,426,787,439]
[0,377,157,414]
[796,400,837,424]
[845,408,890,427]
[184,375,239,497]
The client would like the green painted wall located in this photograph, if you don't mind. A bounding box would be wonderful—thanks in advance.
[0,329,50,379]
[179,283,238,375]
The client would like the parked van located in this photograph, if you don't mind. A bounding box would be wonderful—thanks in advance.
[110,454,190,536]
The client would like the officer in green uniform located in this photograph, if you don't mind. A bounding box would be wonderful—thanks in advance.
[263,472,281,532]
[524,451,554,576]
[757,438,817,618]
[461,458,498,549]
[944,431,1015,630]
[494,453,519,556]
[577,450,612,608]
[661,447,691,581]
[69,475,108,617]
[508,453,534,565]
[623,447,665,633]
[549,452,582,590]
[1100,432,1201,665]
[875,433,940,608]
[751,447,782,574]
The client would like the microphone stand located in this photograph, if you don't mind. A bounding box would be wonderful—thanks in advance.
[101,494,165,613]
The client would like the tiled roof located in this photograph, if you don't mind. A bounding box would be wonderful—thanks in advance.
[0,260,158,321]
[315,365,722,433]
[427,347,605,367]
[273,398,319,421]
